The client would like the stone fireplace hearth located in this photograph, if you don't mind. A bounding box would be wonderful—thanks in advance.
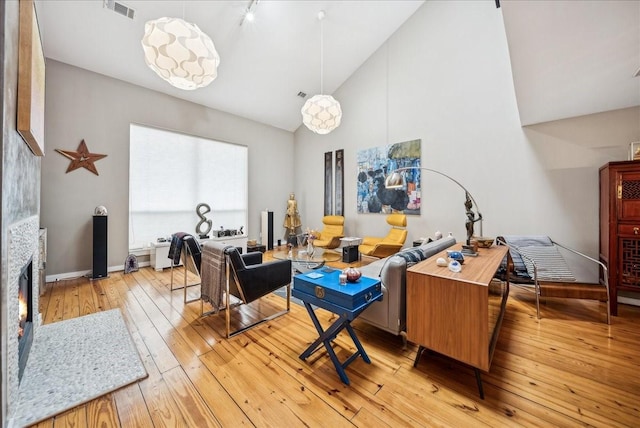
[6,216,41,419]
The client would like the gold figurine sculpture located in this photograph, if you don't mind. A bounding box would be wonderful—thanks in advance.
[283,192,302,241]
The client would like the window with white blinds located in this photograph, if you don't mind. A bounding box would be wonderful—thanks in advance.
[129,124,248,250]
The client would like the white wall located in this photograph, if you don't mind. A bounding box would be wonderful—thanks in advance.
[41,1,640,275]
[42,60,294,276]
[293,1,640,256]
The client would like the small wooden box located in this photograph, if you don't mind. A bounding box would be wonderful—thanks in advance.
[293,270,382,312]
[246,244,266,253]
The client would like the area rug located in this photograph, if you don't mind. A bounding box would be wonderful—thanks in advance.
[10,309,147,427]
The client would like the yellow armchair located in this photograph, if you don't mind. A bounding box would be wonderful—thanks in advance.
[358,214,408,258]
[312,215,345,249]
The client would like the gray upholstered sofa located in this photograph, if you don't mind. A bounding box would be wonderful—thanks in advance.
[358,235,456,339]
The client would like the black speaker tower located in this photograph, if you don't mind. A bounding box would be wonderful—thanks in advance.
[261,210,274,250]
[92,215,108,279]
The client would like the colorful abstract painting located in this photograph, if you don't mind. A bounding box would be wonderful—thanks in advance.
[356,139,421,214]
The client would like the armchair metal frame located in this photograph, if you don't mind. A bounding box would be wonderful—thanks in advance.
[223,248,292,337]
[175,243,293,337]
[169,235,202,305]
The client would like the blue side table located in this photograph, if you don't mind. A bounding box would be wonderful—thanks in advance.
[293,270,382,385]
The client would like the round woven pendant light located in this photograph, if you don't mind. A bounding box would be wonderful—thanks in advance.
[141,17,220,90]
[301,11,342,134]
[301,94,342,135]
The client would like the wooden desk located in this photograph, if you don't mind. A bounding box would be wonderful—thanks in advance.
[406,244,509,398]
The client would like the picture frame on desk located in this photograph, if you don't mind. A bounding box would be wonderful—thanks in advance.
[629,142,640,161]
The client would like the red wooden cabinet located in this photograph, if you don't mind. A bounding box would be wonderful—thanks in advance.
[600,161,640,316]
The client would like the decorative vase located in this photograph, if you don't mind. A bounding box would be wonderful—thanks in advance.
[343,266,362,283]
[307,240,315,257]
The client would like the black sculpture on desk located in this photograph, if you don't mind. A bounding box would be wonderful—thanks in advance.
[196,203,213,239]
[464,192,482,246]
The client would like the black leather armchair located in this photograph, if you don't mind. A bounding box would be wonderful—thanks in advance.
[224,247,292,337]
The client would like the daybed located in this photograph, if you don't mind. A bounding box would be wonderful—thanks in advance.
[497,235,610,324]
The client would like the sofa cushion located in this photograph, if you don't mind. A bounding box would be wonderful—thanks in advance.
[413,236,456,260]
[395,247,428,267]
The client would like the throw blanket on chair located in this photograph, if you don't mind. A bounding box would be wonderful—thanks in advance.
[499,235,576,282]
[201,242,232,313]
[168,233,202,274]
[168,232,189,265]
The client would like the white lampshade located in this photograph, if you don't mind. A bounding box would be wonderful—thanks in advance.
[301,94,342,135]
[141,17,220,91]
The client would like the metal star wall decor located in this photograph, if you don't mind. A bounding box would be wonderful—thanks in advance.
[55,139,107,176]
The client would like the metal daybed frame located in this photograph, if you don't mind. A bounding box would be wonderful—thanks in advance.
[496,236,610,324]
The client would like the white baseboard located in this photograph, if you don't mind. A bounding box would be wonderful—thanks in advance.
[46,261,150,282]
[618,296,640,307]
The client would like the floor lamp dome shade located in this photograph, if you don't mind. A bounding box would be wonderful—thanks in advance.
[141,17,220,90]
[301,94,342,135]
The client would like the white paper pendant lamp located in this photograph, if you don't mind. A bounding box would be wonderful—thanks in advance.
[141,17,220,91]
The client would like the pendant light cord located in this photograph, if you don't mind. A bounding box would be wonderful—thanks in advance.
[386,42,389,144]
[320,11,324,95]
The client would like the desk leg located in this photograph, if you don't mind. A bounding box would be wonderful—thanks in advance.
[413,345,426,367]
[413,344,485,400]
[474,368,485,400]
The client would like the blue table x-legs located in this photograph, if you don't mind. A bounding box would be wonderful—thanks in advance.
[298,301,372,385]
[293,270,382,385]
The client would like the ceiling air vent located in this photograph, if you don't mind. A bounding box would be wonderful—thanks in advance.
[297,91,307,98]
[103,0,135,20]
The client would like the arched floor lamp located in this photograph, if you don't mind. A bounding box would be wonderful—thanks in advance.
[384,167,483,251]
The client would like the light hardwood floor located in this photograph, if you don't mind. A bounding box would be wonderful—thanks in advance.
[31,257,640,427]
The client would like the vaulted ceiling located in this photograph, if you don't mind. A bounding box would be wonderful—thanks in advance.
[501,0,640,126]
[34,0,425,132]
[34,0,639,132]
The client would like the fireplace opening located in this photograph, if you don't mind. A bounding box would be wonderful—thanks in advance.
[18,258,33,382]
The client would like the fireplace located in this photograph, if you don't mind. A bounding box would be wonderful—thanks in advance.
[6,216,42,419]
[18,258,34,381]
